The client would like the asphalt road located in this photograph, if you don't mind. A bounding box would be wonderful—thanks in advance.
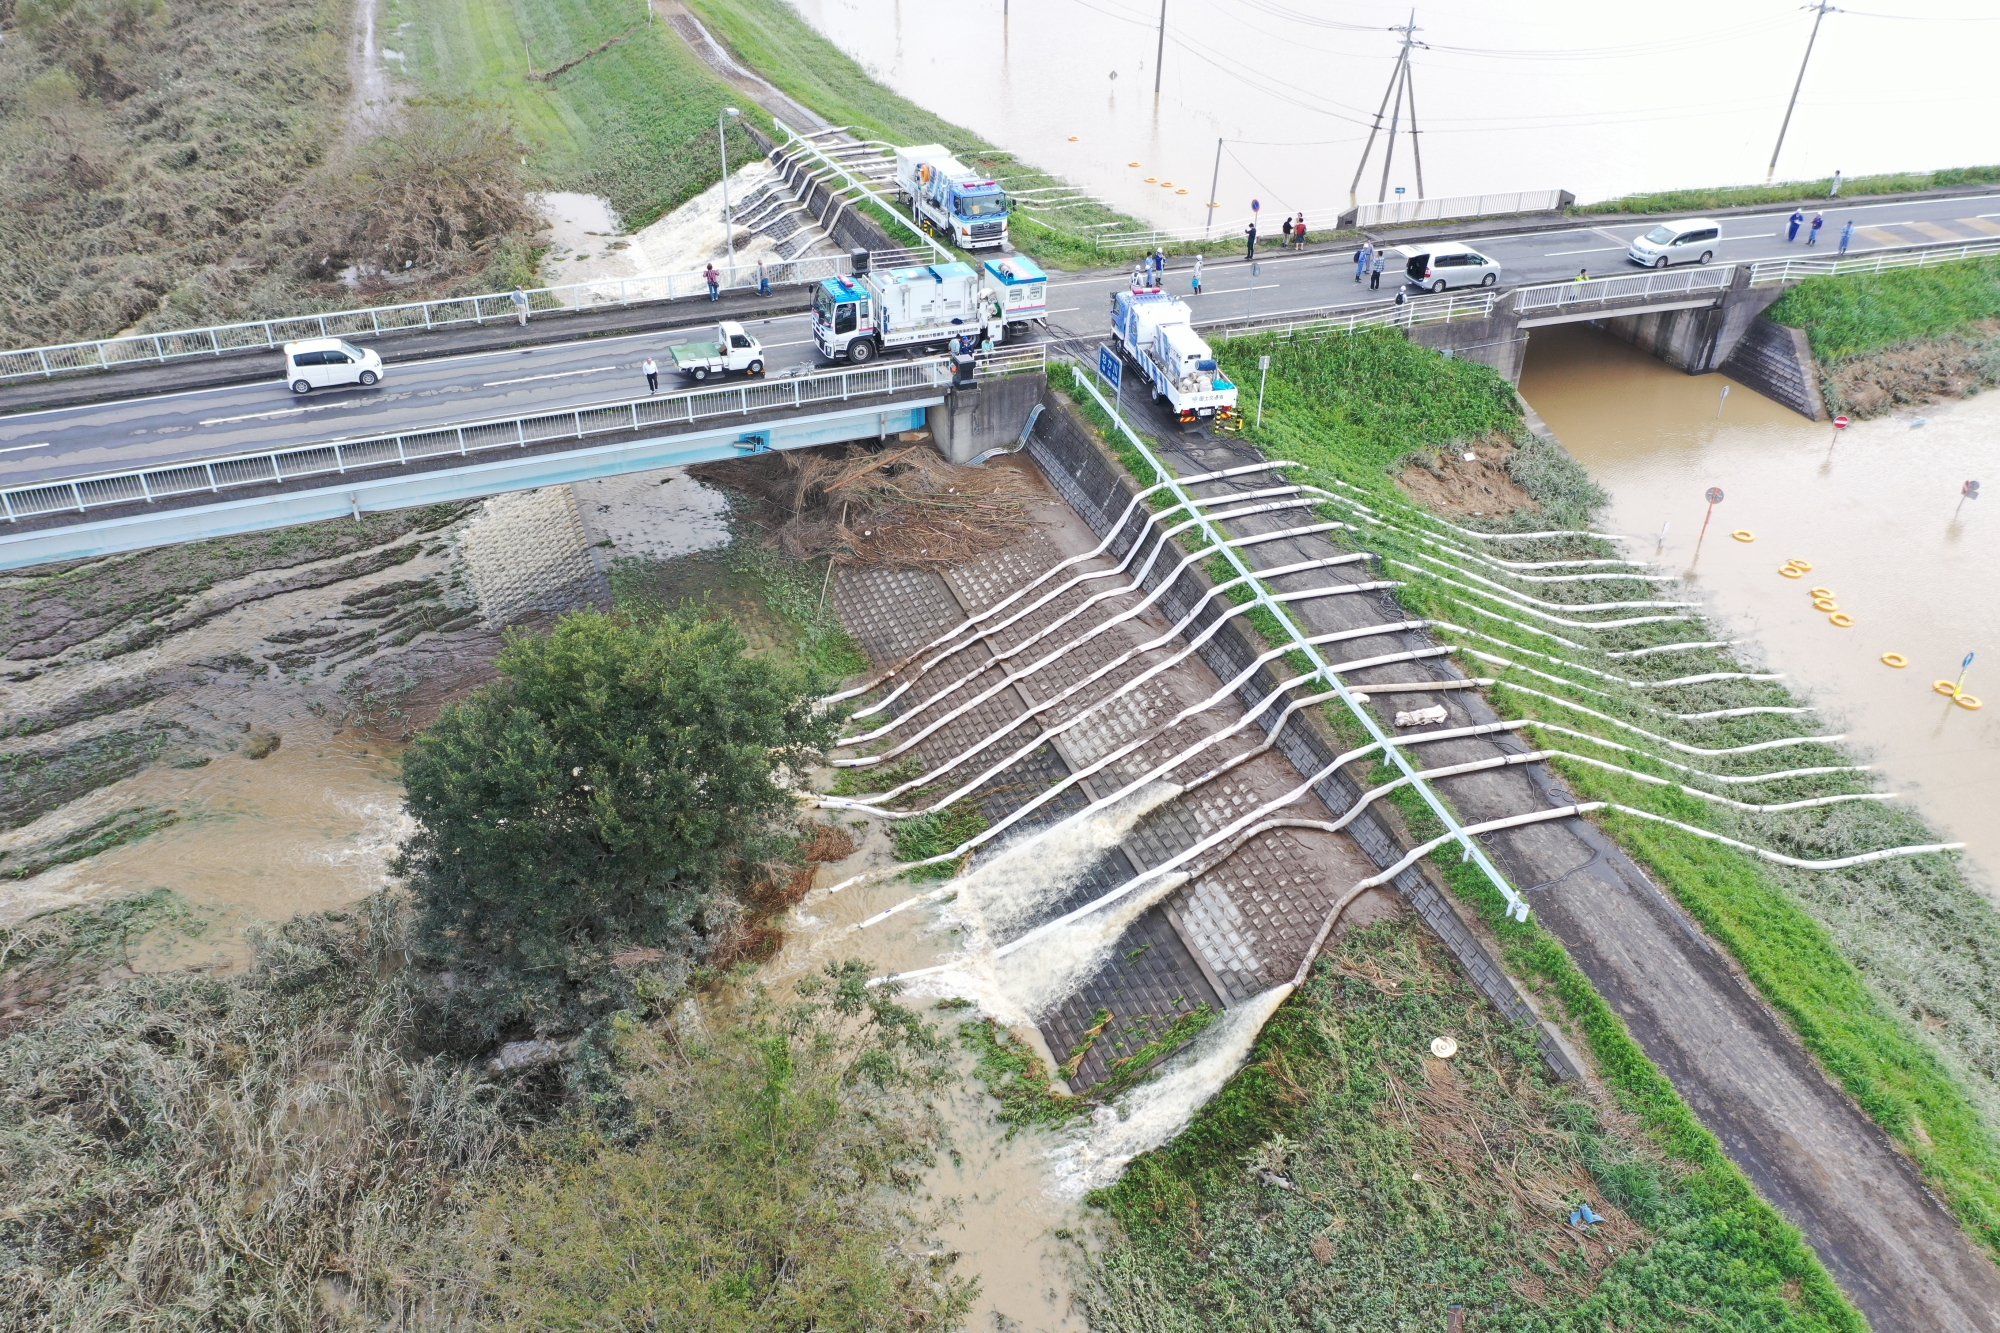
[5,189,1995,492]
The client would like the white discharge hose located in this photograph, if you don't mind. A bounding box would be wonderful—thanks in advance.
[824,458,1301,704]
[838,514,1349,745]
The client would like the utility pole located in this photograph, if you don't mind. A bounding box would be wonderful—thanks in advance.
[1347,11,1423,210]
[1154,0,1167,96]
[1377,51,1407,205]
[1205,137,1223,238]
[1404,47,1424,200]
[1768,2,1838,181]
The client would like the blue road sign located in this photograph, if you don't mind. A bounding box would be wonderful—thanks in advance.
[1098,344,1122,390]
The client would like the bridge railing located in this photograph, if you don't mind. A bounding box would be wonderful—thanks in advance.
[1513,264,1736,316]
[1749,237,2000,285]
[1,358,953,525]
[972,343,1049,379]
[0,250,885,386]
[1343,189,1570,229]
[1195,290,1499,342]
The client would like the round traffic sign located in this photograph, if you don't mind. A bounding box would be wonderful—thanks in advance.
[1706,487,1724,504]
[1833,415,1851,429]
[1251,198,1261,212]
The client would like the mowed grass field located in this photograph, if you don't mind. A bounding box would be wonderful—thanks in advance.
[387,0,762,227]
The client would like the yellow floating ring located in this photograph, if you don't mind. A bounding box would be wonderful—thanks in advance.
[1732,529,1755,542]
[1809,586,1834,599]
[1128,161,1142,168]
[1881,653,1908,668]
[1176,188,1189,195]
[1935,680,1960,695]
[1780,566,1804,578]
[1828,612,1854,628]
[1788,559,1814,572]
[1069,136,1081,142]
[1813,597,1839,612]
[1958,695,1984,710]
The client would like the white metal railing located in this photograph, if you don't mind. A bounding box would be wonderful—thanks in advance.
[0,250,886,386]
[1197,291,1498,342]
[1346,190,1569,229]
[1514,264,1736,316]
[1089,208,1351,252]
[1749,237,2000,285]
[1,359,953,525]
[972,343,1049,378]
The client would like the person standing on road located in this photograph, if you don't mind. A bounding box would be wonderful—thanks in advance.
[1152,246,1166,281]
[1281,215,1295,247]
[1355,242,1371,282]
[1839,220,1855,255]
[1807,212,1824,246]
[704,263,721,300]
[1293,215,1308,249]
[1830,169,1843,198]
[1191,252,1203,295]
[511,287,529,326]
[643,357,659,394]
[1786,209,1805,242]
[1131,261,1146,291]
[1371,249,1385,289]
[1244,221,1258,262]
[757,258,770,296]
[1575,267,1589,282]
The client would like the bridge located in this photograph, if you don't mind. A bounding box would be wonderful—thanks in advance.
[0,358,990,571]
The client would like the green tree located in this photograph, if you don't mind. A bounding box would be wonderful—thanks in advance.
[396,608,835,1038]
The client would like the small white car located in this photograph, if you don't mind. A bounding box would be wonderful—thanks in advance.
[1627,219,1721,269]
[1402,242,1502,293]
[283,338,384,394]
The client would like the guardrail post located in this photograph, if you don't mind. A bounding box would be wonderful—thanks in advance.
[72,482,84,513]
[139,472,153,502]
[151,336,164,363]
[39,351,51,379]
[1,489,14,522]
[206,463,218,492]
[396,438,408,465]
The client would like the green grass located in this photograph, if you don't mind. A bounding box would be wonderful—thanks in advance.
[1181,329,2000,1259]
[1082,916,1863,1332]
[679,0,1155,268]
[1766,256,2000,361]
[889,803,989,880]
[390,0,764,227]
[1579,165,2000,215]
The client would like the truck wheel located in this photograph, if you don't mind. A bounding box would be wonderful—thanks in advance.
[747,359,764,376]
[847,339,876,364]
[291,379,311,394]
[691,367,708,381]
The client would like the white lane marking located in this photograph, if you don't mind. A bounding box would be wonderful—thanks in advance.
[1203,284,1282,294]
[761,339,812,349]
[1046,306,1082,314]
[0,441,52,453]
[483,365,619,387]
[199,400,366,426]
[1545,245,1629,256]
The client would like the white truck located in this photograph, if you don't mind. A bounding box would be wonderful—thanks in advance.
[811,260,1006,364]
[669,321,764,381]
[982,255,1048,335]
[893,144,1011,251]
[1110,289,1238,424]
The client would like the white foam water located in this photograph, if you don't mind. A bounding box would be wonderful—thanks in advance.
[992,872,1189,1017]
[1044,983,1295,1200]
[940,783,1182,942]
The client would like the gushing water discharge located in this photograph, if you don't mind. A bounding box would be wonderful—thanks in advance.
[993,872,1189,1017]
[940,783,1181,940]
[1045,984,1294,1200]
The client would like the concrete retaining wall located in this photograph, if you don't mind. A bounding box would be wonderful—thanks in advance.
[1719,315,1827,420]
[935,371,1047,463]
[1597,266,1787,374]
[1022,386,1579,1080]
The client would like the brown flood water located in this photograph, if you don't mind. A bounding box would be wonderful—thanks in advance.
[1519,323,2000,893]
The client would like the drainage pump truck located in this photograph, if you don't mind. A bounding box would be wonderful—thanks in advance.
[1110,287,1238,423]
[812,254,1011,364]
[894,144,1011,250]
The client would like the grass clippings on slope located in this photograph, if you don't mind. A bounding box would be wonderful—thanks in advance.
[1196,327,2000,1257]
[1082,918,1861,1332]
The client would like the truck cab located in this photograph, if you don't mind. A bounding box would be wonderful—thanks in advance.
[894,143,1011,251]
[811,277,877,362]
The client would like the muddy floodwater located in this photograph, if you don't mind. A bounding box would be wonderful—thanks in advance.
[1519,323,1999,892]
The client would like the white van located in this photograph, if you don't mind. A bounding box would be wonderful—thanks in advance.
[1402,241,1502,293]
[1627,220,1721,269]
[283,338,384,394]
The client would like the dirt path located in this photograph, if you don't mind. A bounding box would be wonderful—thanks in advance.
[347,0,396,134]
[1137,419,2000,1333]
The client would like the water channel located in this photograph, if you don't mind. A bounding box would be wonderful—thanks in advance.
[1519,323,1998,894]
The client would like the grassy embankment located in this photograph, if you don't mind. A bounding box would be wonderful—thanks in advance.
[0,0,352,346]
[679,0,1276,268]
[388,0,764,232]
[1158,328,2000,1257]
[1580,164,2000,214]
[1766,255,2000,416]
